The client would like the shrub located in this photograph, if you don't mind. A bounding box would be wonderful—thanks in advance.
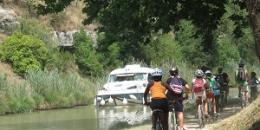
[175,20,209,67]
[73,29,103,76]
[18,18,57,46]
[0,33,48,75]
[142,33,181,65]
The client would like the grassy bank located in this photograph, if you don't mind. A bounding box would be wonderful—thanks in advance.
[205,96,260,130]
[0,69,106,114]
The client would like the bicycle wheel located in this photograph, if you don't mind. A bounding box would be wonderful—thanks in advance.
[198,105,205,128]
[155,119,163,130]
[240,93,245,108]
[173,112,178,130]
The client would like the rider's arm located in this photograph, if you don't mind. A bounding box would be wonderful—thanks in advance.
[181,78,190,98]
[144,82,153,104]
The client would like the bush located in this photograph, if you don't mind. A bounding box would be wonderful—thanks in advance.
[18,18,58,47]
[0,33,48,75]
[175,20,209,67]
[142,33,181,65]
[73,29,103,76]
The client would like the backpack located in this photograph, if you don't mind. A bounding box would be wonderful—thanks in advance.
[236,68,246,81]
[169,77,183,94]
[215,74,223,85]
[193,78,205,93]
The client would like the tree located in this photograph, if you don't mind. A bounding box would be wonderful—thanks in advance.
[246,0,260,61]
[73,29,103,76]
[36,0,260,61]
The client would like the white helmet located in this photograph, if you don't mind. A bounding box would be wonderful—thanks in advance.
[151,68,162,76]
[195,69,204,77]
[205,70,212,74]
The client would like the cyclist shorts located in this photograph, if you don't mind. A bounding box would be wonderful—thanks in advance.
[194,91,206,100]
[150,98,169,113]
[206,91,214,99]
[170,98,184,112]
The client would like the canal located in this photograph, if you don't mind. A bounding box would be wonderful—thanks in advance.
[0,105,150,130]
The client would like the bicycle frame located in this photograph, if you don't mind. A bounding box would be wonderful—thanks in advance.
[168,103,178,130]
[197,97,205,128]
[240,90,249,108]
[152,109,164,130]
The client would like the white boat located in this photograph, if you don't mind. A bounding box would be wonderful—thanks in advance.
[95,64,153,106]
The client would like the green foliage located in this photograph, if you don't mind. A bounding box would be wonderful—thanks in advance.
[175,20,208,67]
[73,29,103,76]
[100,41,123,69]
[26,69,97,107]
[18,18,57,46]
[45,49,76,72]
[142,33,181,65]
[0,33,48,75]
[214,9,240,66]
[49,12,67,29]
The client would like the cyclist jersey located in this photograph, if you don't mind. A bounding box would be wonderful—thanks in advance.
[208,78,220,96]
[150,81,167,99]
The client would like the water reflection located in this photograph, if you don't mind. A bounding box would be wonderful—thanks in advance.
[97,105,151,130]
[0,105,151,130]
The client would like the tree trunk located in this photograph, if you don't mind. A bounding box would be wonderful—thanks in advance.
[247,0,260,61]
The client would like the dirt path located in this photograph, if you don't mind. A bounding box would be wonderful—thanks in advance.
[184,88,242,130]
[125,88,245,130]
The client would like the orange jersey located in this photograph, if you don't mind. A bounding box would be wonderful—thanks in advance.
[150,81,167,98]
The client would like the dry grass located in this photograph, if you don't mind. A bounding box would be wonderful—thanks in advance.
[1,0,97,32]
[204,97,260,130]
[0,62,23,83]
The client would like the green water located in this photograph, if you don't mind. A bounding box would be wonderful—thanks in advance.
[0,105,150,130]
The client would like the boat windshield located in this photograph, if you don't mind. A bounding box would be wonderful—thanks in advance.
[108,73,147,82]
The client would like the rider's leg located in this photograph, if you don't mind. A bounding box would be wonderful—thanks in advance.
[238,85,241,97]
[177,112,184,130]
[174,98,184,130]
[204,98,208,116]
[151,110,158,128]
[212,97,216,113]
[215,95,220,113]
[159,112,169,130]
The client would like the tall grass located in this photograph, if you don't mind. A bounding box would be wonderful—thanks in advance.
[0,69,105,114]
[26,69,104,109]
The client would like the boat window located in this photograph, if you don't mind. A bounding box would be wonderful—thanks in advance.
[108,73,147,82]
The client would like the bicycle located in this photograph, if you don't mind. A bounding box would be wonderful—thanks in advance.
[207,96,218,123]
[249,83,259,102]
[240,86,249,108]
[196,96,205,128]
[219,90,226,111]
[152,109,164,130]
[145,102,168,130]
[168,101,178,130]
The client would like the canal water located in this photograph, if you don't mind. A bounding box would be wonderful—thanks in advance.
[0,105,151,130]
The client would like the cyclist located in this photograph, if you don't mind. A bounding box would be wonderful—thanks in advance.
[235,61,249,99]
[192,69,208,117]
[215,68,229,104]
[205,70,220,116]
[166,66,190,130]
[144,68,171,130]
[248,72,259,101]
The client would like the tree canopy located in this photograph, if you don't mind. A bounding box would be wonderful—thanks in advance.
[37,0,260,63]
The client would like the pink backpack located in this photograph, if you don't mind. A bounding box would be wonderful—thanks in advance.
[192,78,205,93]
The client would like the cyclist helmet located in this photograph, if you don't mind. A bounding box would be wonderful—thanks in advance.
[169,66,178,76]
[239,59,245,67]
[152,68,162,81]
[205,70,212,77]
[195,69,204,77]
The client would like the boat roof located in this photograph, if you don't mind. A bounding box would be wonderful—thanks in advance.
[110,64,153,75]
